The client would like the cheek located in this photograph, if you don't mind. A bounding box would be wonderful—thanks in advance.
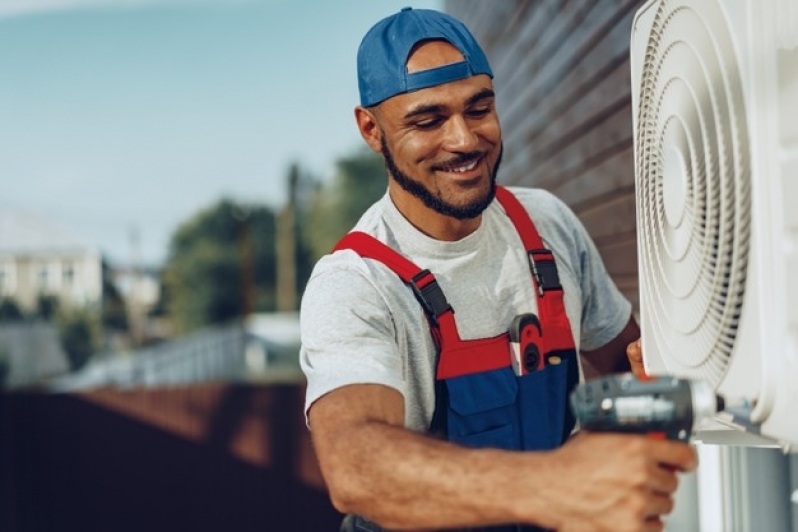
[478,118,502,144]
[394,134,440,165]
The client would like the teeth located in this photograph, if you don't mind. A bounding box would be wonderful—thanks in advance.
[449,159,479,173]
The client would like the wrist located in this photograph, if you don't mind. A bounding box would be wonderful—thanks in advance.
[503,450,565,530]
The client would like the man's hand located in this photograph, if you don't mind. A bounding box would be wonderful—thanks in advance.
[540,432,698,532]
[309,382,697,531]
[627,338,647,378]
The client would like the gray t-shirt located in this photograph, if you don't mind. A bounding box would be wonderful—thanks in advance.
[300,186,631,432]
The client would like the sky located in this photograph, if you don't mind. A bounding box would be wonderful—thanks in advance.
[0,0,442,267]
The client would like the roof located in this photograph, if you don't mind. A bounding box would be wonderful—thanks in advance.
[245,311,300,348]
[0,211,98,256]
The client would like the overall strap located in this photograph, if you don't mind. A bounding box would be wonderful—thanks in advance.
[494,186,575,351]
[495,186,560,295]
[333,232,454,343]
[333,232,512,378]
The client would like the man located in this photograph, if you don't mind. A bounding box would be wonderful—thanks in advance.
[300,7,695,532]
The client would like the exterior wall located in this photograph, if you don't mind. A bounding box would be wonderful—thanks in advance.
[0,323,70,387]
[0,383,343,531]
[445,0,646,310]
[0,251,102,312]
[443,5,798,532]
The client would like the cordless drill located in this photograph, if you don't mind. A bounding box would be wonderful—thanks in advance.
[569,373,725,441]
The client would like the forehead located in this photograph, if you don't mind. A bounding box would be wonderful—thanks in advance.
[377,73,495,120]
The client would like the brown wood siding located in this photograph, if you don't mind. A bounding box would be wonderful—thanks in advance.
[0,384,343,531]
[445,0,647,310]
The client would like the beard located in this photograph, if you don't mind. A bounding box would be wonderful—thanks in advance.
[380,136,503,220]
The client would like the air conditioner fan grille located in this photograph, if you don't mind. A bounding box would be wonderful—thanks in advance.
[636,0,752,387]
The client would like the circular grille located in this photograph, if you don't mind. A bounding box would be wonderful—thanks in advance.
[636,0,752,387]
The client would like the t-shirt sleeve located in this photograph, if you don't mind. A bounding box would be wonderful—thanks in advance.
[299,253,406,420]
[549,193,633,351]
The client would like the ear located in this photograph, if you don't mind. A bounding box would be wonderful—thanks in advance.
[354,106,383,153]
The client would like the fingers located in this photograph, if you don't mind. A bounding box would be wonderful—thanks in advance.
[552,434,691,532]
[645,492,675,517]
[646,462,679,495]
[641,494,674,532]
[648,439,698,473]
[626,338,647,378]
[643,516,667,532]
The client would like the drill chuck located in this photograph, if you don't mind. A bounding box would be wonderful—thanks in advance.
[570,373,723,441]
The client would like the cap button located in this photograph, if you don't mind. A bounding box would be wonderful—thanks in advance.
[401,6,412,11]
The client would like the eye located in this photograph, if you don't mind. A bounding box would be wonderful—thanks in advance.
[413,117,443,130]
[467,106,492,119]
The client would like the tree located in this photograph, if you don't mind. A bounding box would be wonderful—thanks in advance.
[36,294,59,321]
[58,312,96,371]
[301,147,387,263]
[0,298,23,322]
[163,199,277,333]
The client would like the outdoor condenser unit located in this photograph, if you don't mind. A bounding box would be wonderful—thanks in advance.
[631,0,798,447]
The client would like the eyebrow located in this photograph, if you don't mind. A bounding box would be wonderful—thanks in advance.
[404,103,447,121]
[403,88,496,121]
[465,88,495,107]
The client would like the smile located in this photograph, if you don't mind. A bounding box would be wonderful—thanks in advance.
[436,155,483,174]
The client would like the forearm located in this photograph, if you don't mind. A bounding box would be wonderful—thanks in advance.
[309,381,693,531]
[320,418,555,530]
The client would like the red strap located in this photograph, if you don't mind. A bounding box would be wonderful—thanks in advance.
[332,186,577,380]
[495,186,545,250]
[334,231,464,354]
[334,232,421,283]
[435,314,510,379]
[494,186,577,354]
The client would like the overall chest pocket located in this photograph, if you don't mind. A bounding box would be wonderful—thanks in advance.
[445,367,521,450]
[444,350,577,452]
[516,354,574,451]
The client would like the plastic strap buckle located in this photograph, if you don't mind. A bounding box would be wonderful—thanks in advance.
[529,249,562,295]
[410,269,452,324]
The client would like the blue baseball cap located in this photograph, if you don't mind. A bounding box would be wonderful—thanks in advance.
[357,7,493,108]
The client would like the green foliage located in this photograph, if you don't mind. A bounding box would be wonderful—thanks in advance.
[160,148,386,331]
[301,148,387,262]
[164,241,240,332]
[163,199,277,333]
[0,299,23,322]
[58,312,97,371]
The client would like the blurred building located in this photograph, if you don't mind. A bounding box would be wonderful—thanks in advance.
[111,264,164,343]
[112,266,160,311]
[0,211,103,312]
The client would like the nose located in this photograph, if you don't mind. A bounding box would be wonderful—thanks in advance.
[442,114,479,153]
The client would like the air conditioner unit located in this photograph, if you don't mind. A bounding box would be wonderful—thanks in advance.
[631,0,798,447]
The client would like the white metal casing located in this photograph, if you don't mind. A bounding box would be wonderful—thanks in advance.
[631,0,798,447]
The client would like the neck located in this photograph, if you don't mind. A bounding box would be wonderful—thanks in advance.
[388,185,482,242]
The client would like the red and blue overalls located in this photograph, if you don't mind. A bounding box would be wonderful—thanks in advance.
[334,186,580,532]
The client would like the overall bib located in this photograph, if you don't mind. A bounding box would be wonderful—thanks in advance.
[335,187,580,532]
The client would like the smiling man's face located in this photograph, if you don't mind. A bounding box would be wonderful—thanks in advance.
[360,40,503,229]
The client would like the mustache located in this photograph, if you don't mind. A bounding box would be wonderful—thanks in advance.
[431,151,484,171]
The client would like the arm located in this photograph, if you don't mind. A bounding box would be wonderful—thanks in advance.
[580,314,640,377]
[309,381,697,531]
[530,190,644,379]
